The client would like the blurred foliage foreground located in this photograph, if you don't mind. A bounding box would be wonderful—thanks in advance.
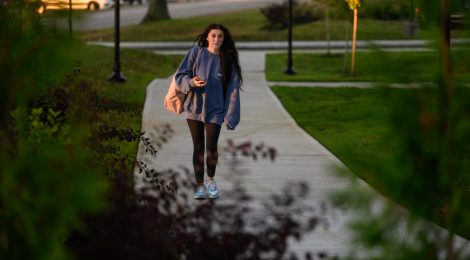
[326,1,470,259]
[2,1,469,259]
[267,1,470,258]
[0,2,333,259]
[328,84,470,259]
[0,2,107,259]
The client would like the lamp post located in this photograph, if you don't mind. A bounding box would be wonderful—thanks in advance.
[284,0,295,75]
[109,0,126,82]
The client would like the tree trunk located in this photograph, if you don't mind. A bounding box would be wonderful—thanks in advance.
[344,19,349,72]
[439,0,455,257]
[351,7,357,76]
[325,6,331,56]
[141,0,170,23]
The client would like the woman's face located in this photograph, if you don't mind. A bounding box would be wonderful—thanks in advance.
[206,29,224,50]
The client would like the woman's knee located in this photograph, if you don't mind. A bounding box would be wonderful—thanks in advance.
[194,147,205,160]
[207,149,218,161]
[194,143,205,154]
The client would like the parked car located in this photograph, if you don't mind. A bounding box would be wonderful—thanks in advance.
[38,0,113,13]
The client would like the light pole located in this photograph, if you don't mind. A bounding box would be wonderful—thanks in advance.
[284,0,295,75]
[109,0,126,82]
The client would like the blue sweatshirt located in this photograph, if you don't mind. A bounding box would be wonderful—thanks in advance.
[175,47,241,130]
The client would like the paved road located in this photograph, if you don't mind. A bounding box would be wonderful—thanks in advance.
[74,0,283,30]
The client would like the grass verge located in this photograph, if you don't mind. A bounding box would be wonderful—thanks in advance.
[76,45,182,107]
[79,9,414,42]
[266,50,470,83]
[270,87,398,187]
[271,86,470,239]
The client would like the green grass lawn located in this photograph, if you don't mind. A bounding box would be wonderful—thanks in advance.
[271,87,398,188]
[271,86,470,239]
[75,45,182,107]
[73,44,182,158]
[79,9,415,42]
[266,49,470,82]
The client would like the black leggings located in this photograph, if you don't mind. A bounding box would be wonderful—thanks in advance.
[187,119,221,184]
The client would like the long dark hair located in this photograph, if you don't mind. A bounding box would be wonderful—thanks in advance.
[193,23,243,96]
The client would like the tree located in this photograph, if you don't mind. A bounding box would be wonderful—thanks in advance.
[141,0,170,23]
[319,0,350,68]
[318,0,345,56]
[345,0,361,75]
[318,0,333,56]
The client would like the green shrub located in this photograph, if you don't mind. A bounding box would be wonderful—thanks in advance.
[260,0,321,30]
[0,2,107,259]
[362,3,409,20]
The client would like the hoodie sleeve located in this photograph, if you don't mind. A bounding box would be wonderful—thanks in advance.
[224,71,241,130]
[174,47,199,94]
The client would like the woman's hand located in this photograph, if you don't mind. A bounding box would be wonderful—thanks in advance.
[193,76,207,88]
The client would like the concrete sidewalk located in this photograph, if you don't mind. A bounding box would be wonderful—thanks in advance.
[135,50,359,257]
[89,39,470,51]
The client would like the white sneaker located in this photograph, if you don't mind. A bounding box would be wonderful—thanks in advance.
[194,185,206,200]
[206,180,219,199]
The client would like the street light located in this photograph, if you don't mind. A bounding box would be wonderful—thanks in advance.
[284,0,295,75]
[109,0,126,82]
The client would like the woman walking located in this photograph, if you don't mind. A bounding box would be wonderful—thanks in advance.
[174,23,242,200]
